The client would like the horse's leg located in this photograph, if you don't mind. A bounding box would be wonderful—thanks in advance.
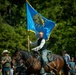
[55,73,60,75]
[26,69,32,75]
[36,73,42,75]
[29,73,43,75]
[55,70,60,75]
[26,73,31,75]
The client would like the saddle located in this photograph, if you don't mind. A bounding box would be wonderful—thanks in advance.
[32,51,41,61]
[47,51,54,62]
[32,50,54,62]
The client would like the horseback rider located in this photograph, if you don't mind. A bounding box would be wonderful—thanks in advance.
[30,31,48,74]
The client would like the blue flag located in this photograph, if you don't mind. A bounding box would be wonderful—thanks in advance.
[26,2,56,40]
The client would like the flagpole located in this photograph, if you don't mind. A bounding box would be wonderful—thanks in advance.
[26,0,30,52]
[28,35,30,52]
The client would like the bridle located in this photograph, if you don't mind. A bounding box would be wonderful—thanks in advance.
[14,51,34,69]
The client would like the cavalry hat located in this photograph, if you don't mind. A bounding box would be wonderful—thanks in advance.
[2,50,10,54]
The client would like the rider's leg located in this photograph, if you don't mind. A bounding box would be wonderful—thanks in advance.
[42,50,48,65]
[40,50,48,74]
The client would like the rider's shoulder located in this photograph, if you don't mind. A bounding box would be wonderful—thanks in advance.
[37,38,46,42]
[41,39,45,43]
[42,38,45,41]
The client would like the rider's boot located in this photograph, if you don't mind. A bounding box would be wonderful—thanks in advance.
[40,62,47,74]
[40,67,45,74]
[41,71,47,75]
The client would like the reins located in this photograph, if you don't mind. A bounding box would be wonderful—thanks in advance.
[24,51,41,69]
[47,61,57,72]
[23,55,34,69]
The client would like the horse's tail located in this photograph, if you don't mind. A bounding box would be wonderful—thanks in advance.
[62,57,68,75]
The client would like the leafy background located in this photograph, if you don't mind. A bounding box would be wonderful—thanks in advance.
[0,0,76,58]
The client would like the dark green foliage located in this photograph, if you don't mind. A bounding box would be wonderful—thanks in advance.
[0,24,28,55]
[0,0,76,57]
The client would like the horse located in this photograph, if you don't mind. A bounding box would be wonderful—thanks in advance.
[12,49,68,75]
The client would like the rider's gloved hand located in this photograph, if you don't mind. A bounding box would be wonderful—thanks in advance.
[32,46,40,51]
[28,39,32,44]
[30,41,32,44]
[32,48,37,51]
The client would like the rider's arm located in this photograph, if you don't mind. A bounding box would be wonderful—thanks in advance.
[30,41,38,46]
[32,39,45,51]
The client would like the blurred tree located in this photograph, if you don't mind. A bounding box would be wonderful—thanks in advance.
[0,0,26,26]
[0,24,28,55]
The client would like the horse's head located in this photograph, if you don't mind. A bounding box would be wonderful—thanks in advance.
[12,49,32,66]
[12,49,22,66]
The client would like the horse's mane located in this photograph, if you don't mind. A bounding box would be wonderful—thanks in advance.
[19,50,32,61]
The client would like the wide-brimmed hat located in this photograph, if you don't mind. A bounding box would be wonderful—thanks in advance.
[2,50,10,54]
